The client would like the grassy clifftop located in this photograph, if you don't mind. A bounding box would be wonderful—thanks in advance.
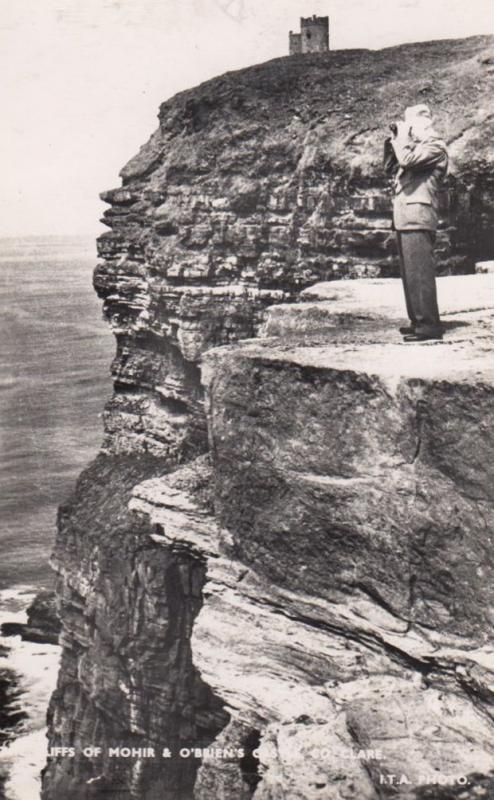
[98,34,494,292]
[123,34,494,182]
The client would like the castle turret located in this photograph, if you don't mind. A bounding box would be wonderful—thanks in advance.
[289,15,330,55]
[289,31,302,55]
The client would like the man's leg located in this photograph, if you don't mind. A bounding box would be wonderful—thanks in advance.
[396,231,417,328]
[399,230,441,336]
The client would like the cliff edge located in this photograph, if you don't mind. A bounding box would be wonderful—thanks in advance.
[43,36,494,800]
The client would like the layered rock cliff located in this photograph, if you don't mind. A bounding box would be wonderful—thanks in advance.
[43,35,494,800]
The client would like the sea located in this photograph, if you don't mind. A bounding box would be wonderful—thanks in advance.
[0,235,114,799]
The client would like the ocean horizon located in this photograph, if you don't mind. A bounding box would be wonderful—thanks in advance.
[0,234,114,592]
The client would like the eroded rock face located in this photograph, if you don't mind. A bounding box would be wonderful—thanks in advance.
[203,348,494,639]
[131,279,494,799]
[44,35,494,800]
[43,456,228,800]
[94,34,494,459]
[129,440,494,797]
[45,275,494,798]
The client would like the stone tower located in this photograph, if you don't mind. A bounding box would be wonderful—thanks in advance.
[289,15,330,55]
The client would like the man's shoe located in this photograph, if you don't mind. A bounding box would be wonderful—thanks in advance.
[403,332,443,342]
[399,326,415,334]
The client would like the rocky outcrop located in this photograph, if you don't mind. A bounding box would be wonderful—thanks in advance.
[42,455,228,800]
[24,591,61,645]
[43,273,494,799]
[1,591,60,645]
[43,35,494,800]
[127,275,494,799]
[94,33,494,462]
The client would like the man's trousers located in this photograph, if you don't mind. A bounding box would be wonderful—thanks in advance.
[395,230,442,336]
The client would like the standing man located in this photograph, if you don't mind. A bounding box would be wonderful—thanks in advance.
[384,104,449,342]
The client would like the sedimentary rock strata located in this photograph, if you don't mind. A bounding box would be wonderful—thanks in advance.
[93,34,494,462]
[43,455,228,800]
[129,276,494,799]
[43,35,494,800]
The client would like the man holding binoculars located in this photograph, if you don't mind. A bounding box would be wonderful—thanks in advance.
[383,104,449,342]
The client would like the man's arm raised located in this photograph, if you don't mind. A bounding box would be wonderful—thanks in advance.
[391,128,448,172]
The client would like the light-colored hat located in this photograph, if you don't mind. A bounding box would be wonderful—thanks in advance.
[405,104,432,123]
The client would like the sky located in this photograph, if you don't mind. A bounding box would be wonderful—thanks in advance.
[1,0,493,237]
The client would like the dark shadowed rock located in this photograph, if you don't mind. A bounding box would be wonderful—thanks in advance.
[1,591,61,645]
[23,591,61,644]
